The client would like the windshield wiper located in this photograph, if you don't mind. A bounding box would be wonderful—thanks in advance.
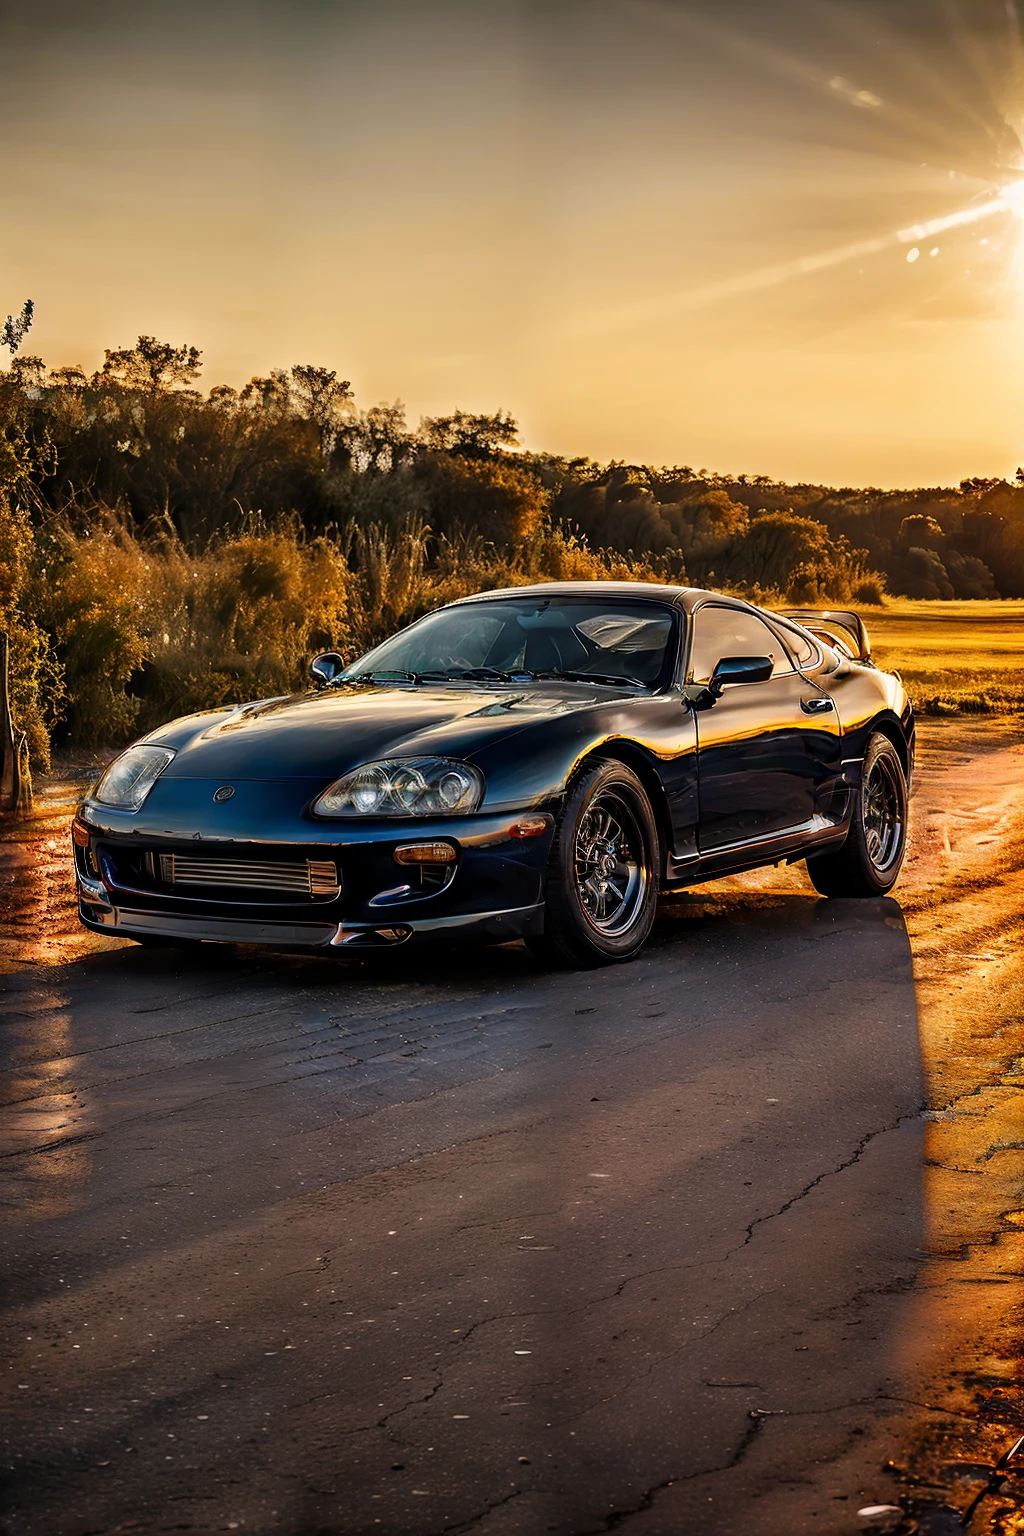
[534,670,647,689]
[343,670,419,686]
[342,668,525,688]
[344,666,646,690]
[452,667,530,683]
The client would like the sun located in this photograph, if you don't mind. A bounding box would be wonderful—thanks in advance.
[1002,179,1024,220]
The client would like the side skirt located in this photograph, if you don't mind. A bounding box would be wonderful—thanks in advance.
[660,814,850,892]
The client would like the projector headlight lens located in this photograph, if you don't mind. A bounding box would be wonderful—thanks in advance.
[94,745,176,811]
[313,757,484,818]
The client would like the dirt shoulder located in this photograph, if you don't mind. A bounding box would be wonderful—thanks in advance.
[892,720,1024,1531]
[700,717,1024,1530]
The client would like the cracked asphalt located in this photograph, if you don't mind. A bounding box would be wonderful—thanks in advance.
[1,719,1022,1536]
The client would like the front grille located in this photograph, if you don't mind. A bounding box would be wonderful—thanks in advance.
[158,854,340,898]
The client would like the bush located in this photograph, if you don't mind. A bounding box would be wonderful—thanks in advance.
[852,576,886,604]
[0,500,63,768]
[35,519,152,746]
[721,511,883,604]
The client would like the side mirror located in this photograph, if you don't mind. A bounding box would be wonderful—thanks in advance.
[310,651,345,689]
[707,654,774,698]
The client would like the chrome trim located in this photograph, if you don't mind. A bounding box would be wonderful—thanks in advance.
[705,813,835,859]
[368,884,414,906]
[664,814,846,885]
[76,871,112,908]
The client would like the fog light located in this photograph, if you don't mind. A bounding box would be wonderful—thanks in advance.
[394,842,457,865]
[510,816,549,838]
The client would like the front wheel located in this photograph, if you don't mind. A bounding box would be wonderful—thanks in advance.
[806,732,908,897]
[527,760,660,968]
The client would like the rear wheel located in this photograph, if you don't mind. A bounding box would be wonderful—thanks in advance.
[527,759,659,967]
[806,733,908,897]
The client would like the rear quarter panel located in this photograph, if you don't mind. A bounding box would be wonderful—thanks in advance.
[823,661,914,780]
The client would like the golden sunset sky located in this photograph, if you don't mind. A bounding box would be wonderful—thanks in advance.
[4,0,1024,486]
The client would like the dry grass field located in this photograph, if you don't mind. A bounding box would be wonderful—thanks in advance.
[862,598,1024,714]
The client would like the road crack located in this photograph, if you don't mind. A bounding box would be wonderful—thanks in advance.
[725,1110,924,1258]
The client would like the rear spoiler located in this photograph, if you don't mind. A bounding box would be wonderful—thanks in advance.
[778,609,872,664]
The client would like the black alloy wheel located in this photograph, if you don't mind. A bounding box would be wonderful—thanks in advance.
[528,759,660,967]
[806,732,908,897]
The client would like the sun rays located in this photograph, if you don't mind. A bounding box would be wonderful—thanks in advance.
[569,185,1024,338]
[569,0,1024,338]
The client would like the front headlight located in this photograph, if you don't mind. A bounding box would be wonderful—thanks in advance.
[312,756,484,818]
[94,745,176,811]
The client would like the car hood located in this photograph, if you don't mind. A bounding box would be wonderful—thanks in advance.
[147,681,616,781]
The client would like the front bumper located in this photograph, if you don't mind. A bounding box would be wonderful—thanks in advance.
[74,803,553,951]
[77,882,544,950]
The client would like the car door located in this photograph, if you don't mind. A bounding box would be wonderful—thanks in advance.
[688,602,842,853]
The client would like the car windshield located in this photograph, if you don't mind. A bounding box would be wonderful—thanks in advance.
[341,596,679,688]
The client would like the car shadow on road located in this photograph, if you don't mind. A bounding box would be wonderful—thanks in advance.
[1,890,929,1535]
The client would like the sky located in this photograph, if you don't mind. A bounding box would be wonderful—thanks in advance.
[3,0,1024,486]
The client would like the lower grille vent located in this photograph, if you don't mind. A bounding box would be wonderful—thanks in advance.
[158,854,340,898]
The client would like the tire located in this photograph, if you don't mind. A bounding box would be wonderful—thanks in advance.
[527,759,660,968]
[806,732,908,897]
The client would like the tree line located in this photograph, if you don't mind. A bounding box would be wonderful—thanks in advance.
[1,333,1022,766]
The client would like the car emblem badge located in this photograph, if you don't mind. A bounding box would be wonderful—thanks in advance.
[213,785,235,803]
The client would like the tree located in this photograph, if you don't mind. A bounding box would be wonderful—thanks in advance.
[724,511,880,603]
[343,402,412,473]
[287,365,353,456]
[419,409,519,458]
[1,299,33,356]
[897,513,944,550]
[420,453,546,546]
[889,546,953,599]
[959,477,1004,494]
[99,335,202,391]
[240,370,292,416]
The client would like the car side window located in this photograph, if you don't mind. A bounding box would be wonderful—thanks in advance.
[767,616,819,670]
[687,605,793,683]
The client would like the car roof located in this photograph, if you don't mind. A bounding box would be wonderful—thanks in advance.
[445,581,746,614]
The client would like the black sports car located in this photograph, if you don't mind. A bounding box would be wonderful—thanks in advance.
[74,582,914,967]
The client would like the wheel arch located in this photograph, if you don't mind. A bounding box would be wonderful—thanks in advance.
[861,711,911,780]
[573,739,673,875]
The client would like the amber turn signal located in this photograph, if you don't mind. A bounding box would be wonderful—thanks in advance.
[509,816,549,838]
[393,841,458,865]
[71,819,91,847]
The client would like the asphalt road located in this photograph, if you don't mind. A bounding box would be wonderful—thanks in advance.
[1,894,927,1536]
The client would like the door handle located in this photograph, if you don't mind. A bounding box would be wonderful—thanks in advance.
[801,695,835,714]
